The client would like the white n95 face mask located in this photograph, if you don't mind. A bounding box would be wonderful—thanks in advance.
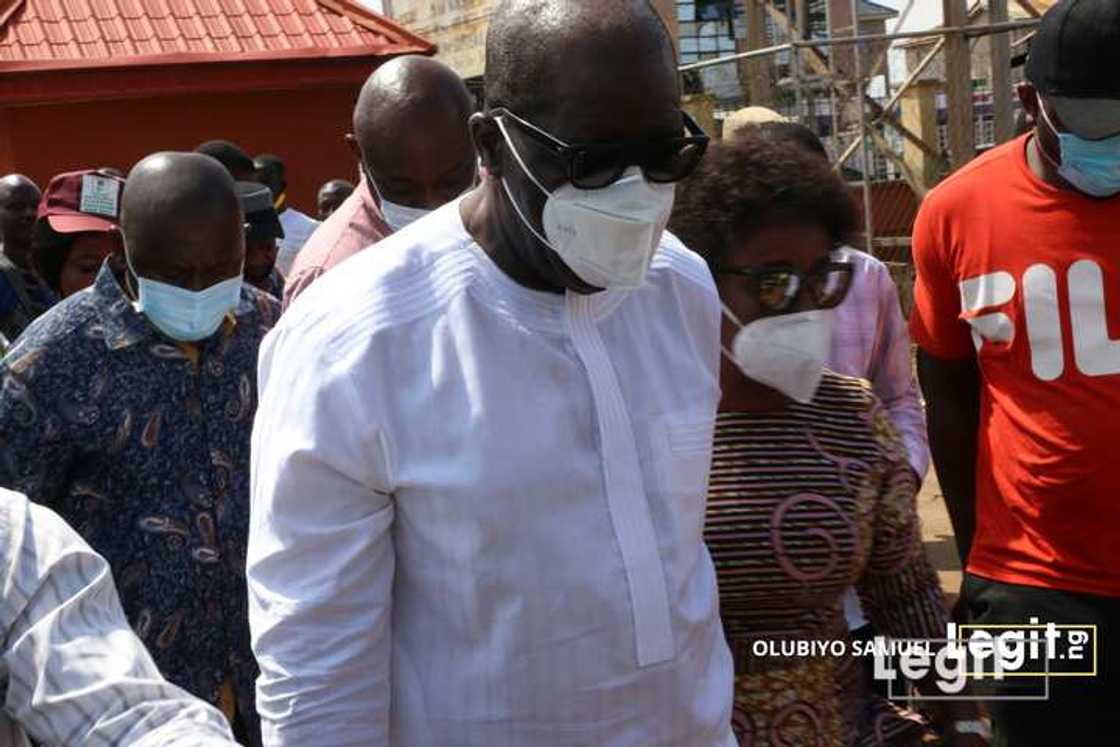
[722,303,832,404]
[371,161,478,233]
[380,197,431,232]
[496,118,675,290]
[370,178,432,232]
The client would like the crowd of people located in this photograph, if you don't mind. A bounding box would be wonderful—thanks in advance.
[0,0,1116,745]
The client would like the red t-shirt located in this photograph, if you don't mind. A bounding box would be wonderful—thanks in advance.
[911,134,1120,597]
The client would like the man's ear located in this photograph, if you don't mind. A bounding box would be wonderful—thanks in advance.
[1018,82,1040,124]
[470,112,504,179]
[110,229,126,258]
[344,133,362,164]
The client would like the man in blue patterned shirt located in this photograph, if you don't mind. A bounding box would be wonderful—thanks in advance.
[0,153,279,745]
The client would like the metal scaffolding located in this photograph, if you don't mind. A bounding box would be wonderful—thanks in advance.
[677,0,1042,260]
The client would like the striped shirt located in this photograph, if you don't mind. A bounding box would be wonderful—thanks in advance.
[705,372,946,746]
[0,488,238,747]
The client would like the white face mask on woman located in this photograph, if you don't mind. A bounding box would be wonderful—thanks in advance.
[721,303,833,404]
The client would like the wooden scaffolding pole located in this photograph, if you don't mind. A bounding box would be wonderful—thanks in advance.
[943,0,975,169]
[990,0,1014,144]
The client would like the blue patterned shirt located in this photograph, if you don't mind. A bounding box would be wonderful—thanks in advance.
[0,262,279,743]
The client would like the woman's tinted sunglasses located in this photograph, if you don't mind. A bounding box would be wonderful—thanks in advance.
[715,250,855,313]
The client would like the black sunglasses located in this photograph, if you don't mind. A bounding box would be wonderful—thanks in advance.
[493,107,710,190]
[715,251,855,313]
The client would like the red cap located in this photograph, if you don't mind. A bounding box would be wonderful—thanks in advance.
[37,170,125,235]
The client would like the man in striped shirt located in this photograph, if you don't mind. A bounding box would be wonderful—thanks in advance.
[0,487,238,746]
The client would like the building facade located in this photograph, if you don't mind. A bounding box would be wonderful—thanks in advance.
[383,0,679,81]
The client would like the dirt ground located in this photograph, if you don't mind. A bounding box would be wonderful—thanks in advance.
[917,471,962,607]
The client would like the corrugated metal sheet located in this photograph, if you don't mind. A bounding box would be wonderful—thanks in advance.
[0,0,433,66]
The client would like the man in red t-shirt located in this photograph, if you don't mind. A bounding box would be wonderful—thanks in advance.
[911,1,1120,743]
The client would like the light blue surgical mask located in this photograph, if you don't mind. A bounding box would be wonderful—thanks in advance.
[1039,101,1120,198]
[126,253,243,342]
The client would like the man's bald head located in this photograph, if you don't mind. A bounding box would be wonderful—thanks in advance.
[464,0,683,295]
[319,179,353,198]
[485,0,676,119]
[350,55,477,210]
[353,56,473,150]
[317,179,354,220]
[122,153,244,291]
[195,140,256,182]
[0,174,38,199]
[254,154,286,203]
[0,174,41,262]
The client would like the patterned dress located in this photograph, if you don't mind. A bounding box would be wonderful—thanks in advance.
[247,269,285,302]
[706,371,946,747]
[0,262,279,745]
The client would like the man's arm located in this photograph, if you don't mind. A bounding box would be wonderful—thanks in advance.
[0,275,30,345]
[248,326,395,746]
[908,191,979,570]
[917,349,980,566]
[0,350,74,505]
[0,489,238,746]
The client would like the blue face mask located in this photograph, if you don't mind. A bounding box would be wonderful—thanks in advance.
[126,254,243,342]
[1039,102,1120,198]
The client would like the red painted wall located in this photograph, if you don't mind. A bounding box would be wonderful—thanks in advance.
[0,85,364,216]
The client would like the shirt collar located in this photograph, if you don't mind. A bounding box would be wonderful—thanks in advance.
[420,197,626,333]
[92,262,250,351]
[92,263,153,350]
[463,236,629,334]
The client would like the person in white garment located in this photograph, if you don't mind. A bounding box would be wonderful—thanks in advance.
[0,488,239,747]
[253,154,319,276]
[247,1,735,745]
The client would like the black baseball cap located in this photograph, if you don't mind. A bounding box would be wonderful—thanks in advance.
[1026,0,1120,140]
[236,182,284,243]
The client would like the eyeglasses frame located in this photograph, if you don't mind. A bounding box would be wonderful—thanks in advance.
[491,106,711,189]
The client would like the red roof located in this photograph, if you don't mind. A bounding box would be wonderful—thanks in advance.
[0,0,435,72]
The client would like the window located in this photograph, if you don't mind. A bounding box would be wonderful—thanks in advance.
[677,0,741,64]
[975,115,996,148]
[678,0,747,104]
[873,150,889,180]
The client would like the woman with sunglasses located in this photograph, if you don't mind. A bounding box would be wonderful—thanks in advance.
[671,135,983,747]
